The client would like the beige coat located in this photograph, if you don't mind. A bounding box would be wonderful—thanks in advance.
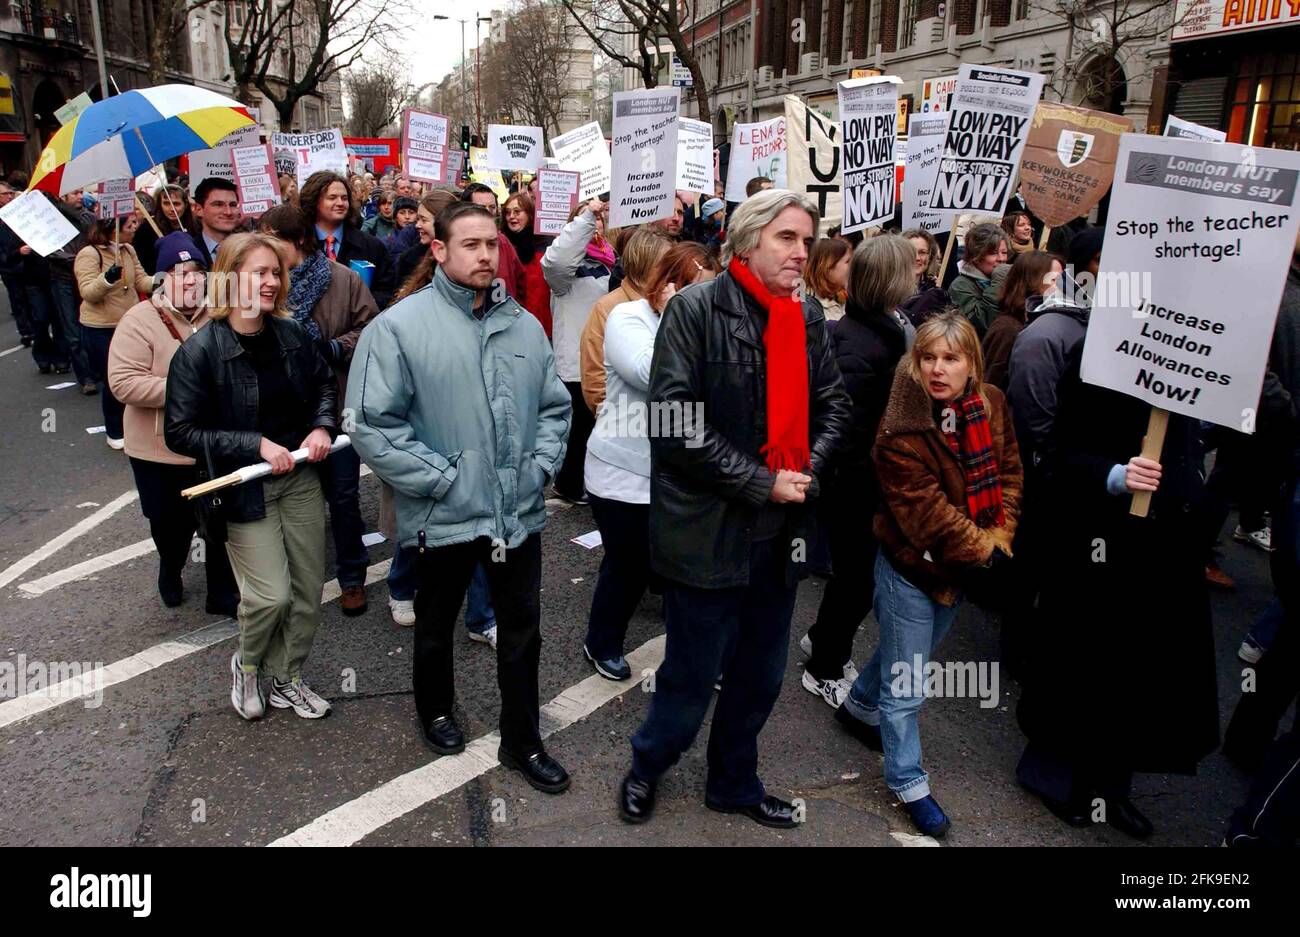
[75,243,154,328]
[107,295,214,465]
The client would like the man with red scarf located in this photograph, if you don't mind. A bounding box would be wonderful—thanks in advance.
[618,190,851,828]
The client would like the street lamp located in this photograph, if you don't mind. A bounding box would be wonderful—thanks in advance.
[474,15,492,142]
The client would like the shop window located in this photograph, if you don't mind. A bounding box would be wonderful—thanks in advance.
[1227,52,1300,150]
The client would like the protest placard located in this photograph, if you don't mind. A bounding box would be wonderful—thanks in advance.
[534,168,580,236]
[783,94,841,236]
[232,143,281,216]
[676,118,713,194]
[95,178,136,219]
[901,112,951,234]
[344,136,401,174]
[838,75,901,233]
[725,117,786,202]
[0,191,79,257]
[402,110,451,184]
[550,121,611,200]
[920,74,958,114]
[1079,134,1300,431]
[1164,114,1227,142]
[271,129,348,186]
[487,124,544,171]
[930,64,1044,217]
[468,147,509,202]
[609,88,680,228]
[1019,103,1131,228]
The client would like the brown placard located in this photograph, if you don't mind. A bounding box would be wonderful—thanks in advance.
[1019,103,1132,228]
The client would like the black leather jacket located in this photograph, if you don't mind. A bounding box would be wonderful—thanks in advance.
[164,316,338,522]
[647,270,851,588]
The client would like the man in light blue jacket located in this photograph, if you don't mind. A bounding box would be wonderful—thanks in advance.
[346,201,573,793]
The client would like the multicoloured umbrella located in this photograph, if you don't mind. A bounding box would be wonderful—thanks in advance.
[29,84,254,196]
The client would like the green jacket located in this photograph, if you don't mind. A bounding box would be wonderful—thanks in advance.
[949,263,1000,338]
[361,214,396,242]
[345,266,571,550]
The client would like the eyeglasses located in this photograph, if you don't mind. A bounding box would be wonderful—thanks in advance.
[503,208,526,216]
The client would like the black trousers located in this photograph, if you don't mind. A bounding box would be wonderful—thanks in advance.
[554,381,593,500]
[584,494,650,659]
[807,479,877,680]
[129,457,238,601]
[1227,728,1300,846]
[413,534,543,755]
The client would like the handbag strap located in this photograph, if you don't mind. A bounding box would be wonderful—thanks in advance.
[156,305,185,343]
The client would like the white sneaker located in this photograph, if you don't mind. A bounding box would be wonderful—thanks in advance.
[269,678,332,719]
[802,669,851,708]
[799,632,813,657]
[105,436,125,450]
[229,651,265,721]
[388,597,416,627]
[1238,637,1265,664]
[468,624,497,650]
[1233,525,1274,553]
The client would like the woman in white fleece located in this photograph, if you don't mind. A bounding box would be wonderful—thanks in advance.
[542,198,617,504]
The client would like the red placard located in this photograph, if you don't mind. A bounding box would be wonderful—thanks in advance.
[342,137,401,175]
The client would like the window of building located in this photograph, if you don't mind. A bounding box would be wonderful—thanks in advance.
[1227,52,1300,150]
[899,0,918,48]
[869,0,882,51]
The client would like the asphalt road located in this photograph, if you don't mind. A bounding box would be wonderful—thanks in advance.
[0,296,1277,848]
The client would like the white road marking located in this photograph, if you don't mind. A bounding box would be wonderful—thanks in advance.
[269,634,666,847]
[18,538,156,596]
[889,831,941,847]
[0,559,394,731]
[0,489,139,591]
[76,502,101,509]
[0,344,24,358]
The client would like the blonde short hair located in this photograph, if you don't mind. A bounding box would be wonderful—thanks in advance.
[204,232,291,321]
[909,311,985,390]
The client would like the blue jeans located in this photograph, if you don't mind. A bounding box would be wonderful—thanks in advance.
[389,546,495,633]
[51,278,91,385]
[630,536,796,806]
[841,551,960,803]
[318,445,370,587]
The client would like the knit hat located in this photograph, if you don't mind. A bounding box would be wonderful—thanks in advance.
[701,197,724,220]
[1067,225,1105,271]
[154,231,207,274]
[393,195,419,214]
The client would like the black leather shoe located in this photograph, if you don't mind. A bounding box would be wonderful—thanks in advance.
[705,794,800,829]
[158,569,183,608]
[618,772,657,824]
[499,746,570,794]
[1106,796,1154,840]
[422,715,466,755]
[1038,793,1093,828]
[834,703,883,751]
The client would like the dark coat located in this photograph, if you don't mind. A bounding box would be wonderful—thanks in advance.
[318,224,396,309]
[872,366,1022,606]
[1016,346,1219,774]
[164,316,338,522]
[981,312,1024,392]
[647,270,852,589]
[829,300,909,497]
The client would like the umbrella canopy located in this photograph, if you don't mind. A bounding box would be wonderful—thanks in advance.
[30,84,254,196]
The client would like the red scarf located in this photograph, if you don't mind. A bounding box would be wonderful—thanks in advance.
[940,388,1005,528]
[728,258,809,473]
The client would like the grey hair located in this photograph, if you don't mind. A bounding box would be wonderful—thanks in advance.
[720,188,819,265]
[964,222,1008,263]
[848,235,917,314]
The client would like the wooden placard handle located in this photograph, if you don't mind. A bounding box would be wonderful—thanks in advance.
[1129,407,1169,518]
[1037,225,1051,250]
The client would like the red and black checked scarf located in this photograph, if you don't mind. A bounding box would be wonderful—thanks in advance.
[941,388,1005,528]
[728,258,809,473]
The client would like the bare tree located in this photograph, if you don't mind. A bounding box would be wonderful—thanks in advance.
[224,0,415,130]
[479,0,579,136]
[1032,0,1189,114]
[344,65,413,136]
[558,0,710,119]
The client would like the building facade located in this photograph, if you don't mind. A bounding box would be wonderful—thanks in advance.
[623,1,1178,143]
